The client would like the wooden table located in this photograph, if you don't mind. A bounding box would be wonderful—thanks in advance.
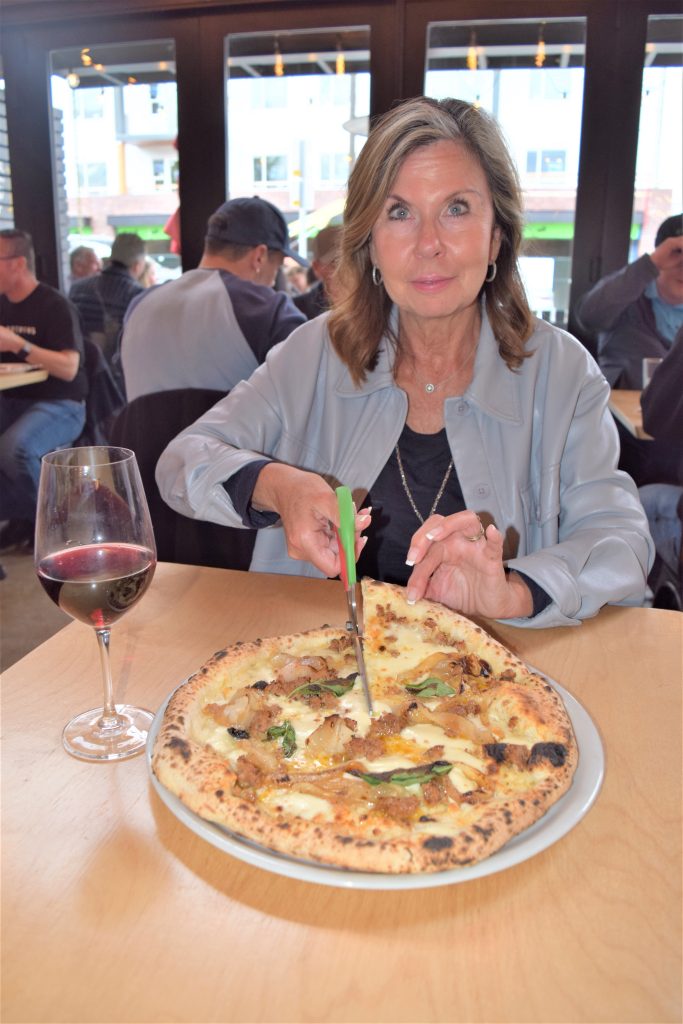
[0,366,48,390]
[608,388,652,439]
[2,564,681,1023]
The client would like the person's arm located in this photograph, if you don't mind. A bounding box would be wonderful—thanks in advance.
[405,363,653,627]
[0,325,80,381]
[504,370,653,625]
[575,254,658,332]
[250,462,370,578]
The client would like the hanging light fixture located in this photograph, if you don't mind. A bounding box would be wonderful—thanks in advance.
[274,40,284,77]
[466,31,478,72]
[336,38,346,76]
[66,70,80,89]
[80,47,93,67]
[535,23,546,68]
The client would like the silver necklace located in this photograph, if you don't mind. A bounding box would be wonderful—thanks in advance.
[395,445,454,524]
[400,336,478,394]
[416,369,460,394]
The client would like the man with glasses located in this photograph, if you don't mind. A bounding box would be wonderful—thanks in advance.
[0,229,87,551]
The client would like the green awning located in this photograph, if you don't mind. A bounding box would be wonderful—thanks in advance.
[523,222,641,240]
[523,222,574,240]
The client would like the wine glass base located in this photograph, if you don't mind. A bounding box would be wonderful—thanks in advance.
[62,704,154,761]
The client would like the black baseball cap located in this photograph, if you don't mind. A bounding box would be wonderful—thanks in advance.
[655,213,683,247]
[206,196,308,266]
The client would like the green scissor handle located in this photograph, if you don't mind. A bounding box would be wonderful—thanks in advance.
[335,485,356,588]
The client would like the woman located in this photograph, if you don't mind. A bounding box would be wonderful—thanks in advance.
[157,97,652,627]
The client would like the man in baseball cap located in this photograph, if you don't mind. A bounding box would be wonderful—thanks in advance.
[120,197,307,401]
[207,197,308,267]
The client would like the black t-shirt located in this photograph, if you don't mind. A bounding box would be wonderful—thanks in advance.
[356,423,466,585]
[0,283,87,401]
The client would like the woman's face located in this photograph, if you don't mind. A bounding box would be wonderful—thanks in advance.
[370,139,501,326]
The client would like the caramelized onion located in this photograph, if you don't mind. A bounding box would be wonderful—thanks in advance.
[305,714,357,757]
[407,702,495,744]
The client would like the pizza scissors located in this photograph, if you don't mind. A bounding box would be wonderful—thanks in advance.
[334,485,374,715]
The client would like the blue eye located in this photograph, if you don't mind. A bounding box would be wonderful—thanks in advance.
[448,200,468,216]
[387,203,409,220]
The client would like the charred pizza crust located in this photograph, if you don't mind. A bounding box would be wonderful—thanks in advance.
[152,581,578,873]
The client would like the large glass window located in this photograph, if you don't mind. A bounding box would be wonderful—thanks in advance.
[49,40,181,288]
[225,27,371,260]
[632,15,682,258]
[425,18,586,326]
[0,62,14,231]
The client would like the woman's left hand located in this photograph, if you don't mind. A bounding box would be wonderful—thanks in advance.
[404,511,534,619]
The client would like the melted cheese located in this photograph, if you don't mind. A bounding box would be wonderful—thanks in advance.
[260,790,334,821]
[400,724,485,770]
[368,621,445,682]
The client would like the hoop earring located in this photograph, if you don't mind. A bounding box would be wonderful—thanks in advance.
[485,262,497,283]
[371,265,383,286]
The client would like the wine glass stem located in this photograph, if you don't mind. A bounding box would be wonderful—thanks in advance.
[95,628,119,726]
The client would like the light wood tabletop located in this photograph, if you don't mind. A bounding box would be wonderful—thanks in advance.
[2,563,681,1024]
[0,365,48,390]
[608,388,652,440]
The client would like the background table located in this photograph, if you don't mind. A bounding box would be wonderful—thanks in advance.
[608,388,652,439]
[0,366,48,390]
[2,564,681,1023]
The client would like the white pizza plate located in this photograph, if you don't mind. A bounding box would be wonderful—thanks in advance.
[146,671,604,891]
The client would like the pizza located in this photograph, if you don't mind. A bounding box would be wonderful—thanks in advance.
[152,579,577,874]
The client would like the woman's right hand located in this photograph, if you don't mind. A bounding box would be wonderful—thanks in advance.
[252,463,370,578]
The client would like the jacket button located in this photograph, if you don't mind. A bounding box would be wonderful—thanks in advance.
[456,401,468,414]
[476,485,490,497]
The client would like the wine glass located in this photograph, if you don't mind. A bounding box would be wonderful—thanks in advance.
[35,446,157,761]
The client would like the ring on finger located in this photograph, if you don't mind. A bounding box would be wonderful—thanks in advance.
[466,515,486,543]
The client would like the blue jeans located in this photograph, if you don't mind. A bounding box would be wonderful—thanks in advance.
[639,483,683,575]
[0,396,86,522]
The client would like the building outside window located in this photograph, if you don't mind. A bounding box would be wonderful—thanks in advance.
[225,26,370,259]
[425,17,586,325]
[49,39,180,286]
[631,14,682,258]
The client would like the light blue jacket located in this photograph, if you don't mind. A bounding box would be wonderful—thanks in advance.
[156,307,653,627]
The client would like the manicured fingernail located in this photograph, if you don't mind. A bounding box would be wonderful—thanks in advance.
[406,547,417,565]
[426,528,442,541]
[406,590,417,605]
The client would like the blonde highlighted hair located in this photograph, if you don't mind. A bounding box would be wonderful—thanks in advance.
[328,96,534,384]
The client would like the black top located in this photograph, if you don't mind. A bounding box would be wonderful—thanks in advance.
[0,282,87,402]
[356,423,465,585]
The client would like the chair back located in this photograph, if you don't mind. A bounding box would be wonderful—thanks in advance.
[109,388,256,570]
[76,337,126,446]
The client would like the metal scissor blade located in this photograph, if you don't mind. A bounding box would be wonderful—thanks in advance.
[345,587,373,715]
[335,485,373,714]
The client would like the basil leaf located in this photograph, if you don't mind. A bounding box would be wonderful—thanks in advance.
[349,760,453,788]
[266,721,297,758]
[289,675,357,699]
[405,676,456,698]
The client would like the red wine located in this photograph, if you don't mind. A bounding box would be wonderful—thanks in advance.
[37,544,155,629]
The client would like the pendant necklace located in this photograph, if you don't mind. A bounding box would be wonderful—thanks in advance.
[395,444,454,525]
[402,336,478,394]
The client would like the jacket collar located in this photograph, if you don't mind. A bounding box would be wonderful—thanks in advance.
[333,302,526,424]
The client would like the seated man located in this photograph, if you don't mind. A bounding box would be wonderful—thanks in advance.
[67,245,101,291]
[120,197,307,401]
[0,229,87,549]
[576,213,683,389]
[70,233,146,371]
[293,224,342,320]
